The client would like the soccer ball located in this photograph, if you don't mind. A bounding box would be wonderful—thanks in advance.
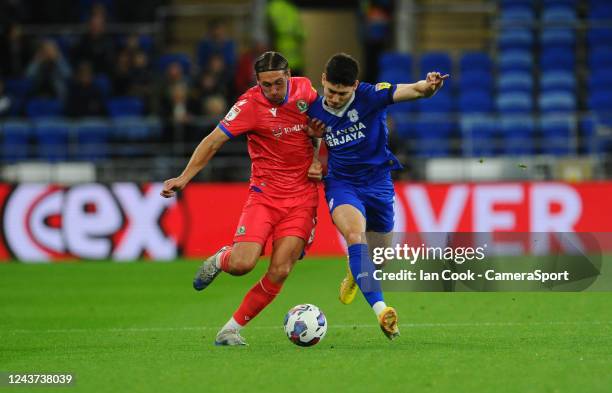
[283,304,327,347]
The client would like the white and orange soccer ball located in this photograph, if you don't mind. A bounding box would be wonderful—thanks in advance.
[283,304,327,347]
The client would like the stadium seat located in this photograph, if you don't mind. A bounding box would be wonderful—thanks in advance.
[459,52,492,73]
[156,53,191,75]
[587,27,612,49]
[496,92,533,114]
[379,69,411,85]
[387,100,414,117]
[33,119,70,162]
[540,28,575,48]
[588,2,612,20]
[460,114,498,157]
[1,121,31,162]
[74,119,111,161]
[541,71,576,92]
[587,71,612,91]
[112,116,161,156]
[540,115,576,155]
[588,90,612,113]
[458,91,494,114]
[500,116,535,155]
[26,98,63,119]
[412,115,454,157]
[93,75,112,97]
[588,48,612,71]
[538,91,576,113]
[391,114,414,139]
[498,28,534,50]
[379,52,412,73]
[542,6,577,23]
[498,71,533,94]
[4,78,31,98]
[416,91,454,114]
[500,7,535,24]
[498,50,533,72]
[540,48,575,71]
[419,52,452,76]
[459,71,493,92]
[106,97,144,118]
[543,0,577,6]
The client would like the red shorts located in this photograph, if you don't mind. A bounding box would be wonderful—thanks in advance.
[232,190,318,247]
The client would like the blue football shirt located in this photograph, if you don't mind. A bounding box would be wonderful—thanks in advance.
[308,82,403,183]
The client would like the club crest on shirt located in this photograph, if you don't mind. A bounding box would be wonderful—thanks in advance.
[296,99,308,113]
[236,226,246,236]
[348,109,359,122]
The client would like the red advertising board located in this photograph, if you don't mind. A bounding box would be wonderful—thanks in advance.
[1,182,611,262]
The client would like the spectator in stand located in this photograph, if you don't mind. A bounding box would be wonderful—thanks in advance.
[0,78,13,117]
[65,61,106,118]
[130,50,153,111]
[26,39,71,100]
[0,22,33,78]
[113,50,134,96]
[161,82,196,143]
[155,61,189,115]
[234,41,267,94]
[72,8,115,75]
[197,20,236,72]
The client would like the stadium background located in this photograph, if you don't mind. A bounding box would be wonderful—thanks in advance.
[1,1,611,393]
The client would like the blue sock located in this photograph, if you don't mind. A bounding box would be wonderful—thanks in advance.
[347,243,384,307]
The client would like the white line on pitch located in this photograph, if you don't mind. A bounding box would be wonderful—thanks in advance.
[3,321,611,335]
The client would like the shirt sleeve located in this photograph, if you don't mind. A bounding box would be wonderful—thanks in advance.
[218,98,254,138]
[361,82,397,110]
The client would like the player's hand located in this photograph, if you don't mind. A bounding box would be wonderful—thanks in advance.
[424,72,449,97]
[306,117,326,138]
[308,159,323,181]
[160,177,188,198]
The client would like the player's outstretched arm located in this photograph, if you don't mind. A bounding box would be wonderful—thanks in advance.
[392,72,449,103]
[160,127,229,198]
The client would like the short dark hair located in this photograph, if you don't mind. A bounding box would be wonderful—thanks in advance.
[254,51,289,74]
[325,53,359,86]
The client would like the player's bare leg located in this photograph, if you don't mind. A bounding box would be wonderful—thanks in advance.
[215,237,304,346]
[332,204,399,339]
[193,242,261,291]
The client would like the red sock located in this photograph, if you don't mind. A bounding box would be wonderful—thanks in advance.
[219,247,232,272]
[232,275,282,326]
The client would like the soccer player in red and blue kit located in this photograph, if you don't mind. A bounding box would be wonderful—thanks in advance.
[307,53,447,339]
[161,52,322,346]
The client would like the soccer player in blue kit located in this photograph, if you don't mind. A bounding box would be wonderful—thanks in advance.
[307,53,447,339]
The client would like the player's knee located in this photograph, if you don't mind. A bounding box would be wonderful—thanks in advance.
[345,231,365,245]
[267,263,292,282]
[229,254,257,275]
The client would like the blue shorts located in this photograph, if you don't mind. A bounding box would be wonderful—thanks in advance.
[324,175,395,233]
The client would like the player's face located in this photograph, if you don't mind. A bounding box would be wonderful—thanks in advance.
[322,74,358,109]
[257,70,290,105]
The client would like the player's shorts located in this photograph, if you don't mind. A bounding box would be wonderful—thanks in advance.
[324,174,395,233]
[232,188,319,248]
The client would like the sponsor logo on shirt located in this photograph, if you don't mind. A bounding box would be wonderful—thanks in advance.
[269,108,277,117]
[271,123,308,138]
[375,82,391,91]
[324,122,367,147]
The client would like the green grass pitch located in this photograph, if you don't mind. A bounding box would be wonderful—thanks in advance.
[1,258,610,393]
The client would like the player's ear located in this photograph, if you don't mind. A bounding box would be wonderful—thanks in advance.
[322,73,327,85]
[353,79,359,90]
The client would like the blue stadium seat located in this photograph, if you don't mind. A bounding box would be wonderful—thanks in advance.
[541,28,575,48]
[391,114,414,139]
[588,90,612,113]
[33,119,70,162]
[416,91,454,114]
[461,114,498,157]
[498,71,533,94]
[500,0,533,8]
[112,116,160,156]
[93,75,112,97]
[379,53,412,73]
[587,27,612,49]
[541,71,576,92]
[379,69,411,85]
[588,48,612,71]
[459,71,493,92]
[156,53,191,75]
[74,119,111,161]
[419,52,452,76]
[538,91,576,113]
[498,28,534,50]
[543,0,577,6]
[1,121,31,162]
[542,6,577,23]
[26,98,63,119]
[500,116,535,155]
[412,115,454,157]
[106,97,144,118]
[587,71,612,91]
[588,2,612,20]
[458,91,494,114]
[540,115,575,155]
[498,50,533,72]
[500,7,535,24]
[496,92,533,114]
[459,52,492,73]
[387,101,414,116]
[4,78,31,98]
[540,48,575,71]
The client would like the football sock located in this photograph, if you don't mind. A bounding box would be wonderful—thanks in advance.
[232,274,282,327]
[220,317,243,332]
[348,243,385,312]
[372,301,387,317]
[215,247,232,271]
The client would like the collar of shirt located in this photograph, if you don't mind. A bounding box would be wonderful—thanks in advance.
[322,91,355,118]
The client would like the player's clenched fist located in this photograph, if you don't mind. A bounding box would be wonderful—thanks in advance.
[306,117,326,138]
[160,177,187,198]
[308,159,323,181]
